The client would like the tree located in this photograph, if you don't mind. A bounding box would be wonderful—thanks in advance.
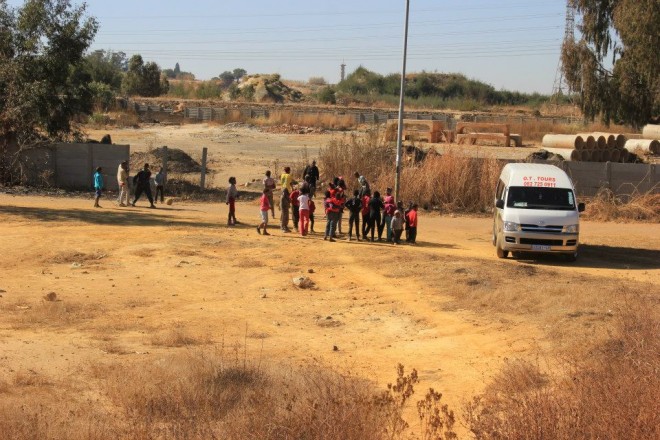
[562,0,660,126]
[232,68,246,82]
[174,62,181,76]
[0,0,99,148]
[85,50,127,90]
[121,54,168,97]
[219,71,235,87]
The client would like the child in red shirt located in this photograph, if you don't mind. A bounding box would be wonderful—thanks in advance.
[308,197,316,233]
[361,191,371,240]
[289,186,300,230]
[257,188,271,236]
[407,203,418,244]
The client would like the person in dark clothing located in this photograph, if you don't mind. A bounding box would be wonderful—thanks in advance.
[361,190,371,240]
[132,163,156,208]
[289,185,300,230]
[364,191,384,242]
[302,160,320,197]
[345,189,362,241]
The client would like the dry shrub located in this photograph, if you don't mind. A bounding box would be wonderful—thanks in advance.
[49,250,107,264]
[150,324,211,347]
[375,149,502,212]
[465,297,660,440]
[584,188,660,222]
[7,300,104,329]
[320,133,502,212]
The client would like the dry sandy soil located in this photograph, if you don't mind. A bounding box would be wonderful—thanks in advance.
[0,193,658,433]
[87,123,535,187]
[1,125,658,436]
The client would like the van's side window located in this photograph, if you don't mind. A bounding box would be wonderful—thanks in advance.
[496,180,505,200]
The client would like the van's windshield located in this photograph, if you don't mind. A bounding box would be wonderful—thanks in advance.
[506,186,575,210]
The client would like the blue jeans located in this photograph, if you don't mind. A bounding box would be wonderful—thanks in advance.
[325,212,338,237]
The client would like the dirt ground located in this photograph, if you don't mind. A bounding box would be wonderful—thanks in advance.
[0,192,658,433]
[87,123,535,187]
[1,124,658,435]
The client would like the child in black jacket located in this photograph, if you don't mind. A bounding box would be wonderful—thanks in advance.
[344,190,362,241]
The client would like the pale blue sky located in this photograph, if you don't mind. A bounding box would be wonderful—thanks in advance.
[10,0,569,93]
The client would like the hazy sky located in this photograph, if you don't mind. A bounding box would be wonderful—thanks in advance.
[10,0,569,93]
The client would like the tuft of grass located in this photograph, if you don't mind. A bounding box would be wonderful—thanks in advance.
[6,300,105,329]
[150,324,211,347]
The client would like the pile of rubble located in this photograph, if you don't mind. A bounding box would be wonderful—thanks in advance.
[262,124,326,135]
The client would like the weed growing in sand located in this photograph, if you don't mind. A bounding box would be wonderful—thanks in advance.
[150,322,212,347]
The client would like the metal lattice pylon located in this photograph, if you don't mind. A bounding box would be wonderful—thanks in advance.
[551,1,576,101]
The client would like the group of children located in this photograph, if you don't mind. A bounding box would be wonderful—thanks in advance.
[248,167,419,244]
[92,163,166,209]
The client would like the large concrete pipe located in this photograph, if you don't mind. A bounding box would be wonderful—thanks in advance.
[642,124,660,140]
[542,147,580,161]
[580,150,592,161]
[593,132,616,149]
[609,149,621,162]
[625,139,660,154]
[619,149,629,163]
[601,150,612,162]
[582,134,607,150]
[542,134,585,150]
[576,134,597,150]
[591,150,604,162]
[614,134,626,149]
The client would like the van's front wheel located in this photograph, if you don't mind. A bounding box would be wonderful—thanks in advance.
[496,238,509,259]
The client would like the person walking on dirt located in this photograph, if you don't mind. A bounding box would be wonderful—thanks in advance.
[381,188,396,242]
[280,166,294,232]
[361,190,371,240]
[298,186,311,236]
[132,164,156,208]
[154,167,165,204]
[257,188,271,236]
[323,190,340,242]
[226,176,239,226]
[407,204,419,244]
[263,170,276,218]
[302,160,320,197]
[116,161,129,207]
[365,191,384,242]
[93,167,104,208]
[345,189,362,241]
[289,185,301,231]
[308,196,316,233]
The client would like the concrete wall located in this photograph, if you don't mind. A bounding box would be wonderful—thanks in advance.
[537,161,659,197]
[54,143,130,190]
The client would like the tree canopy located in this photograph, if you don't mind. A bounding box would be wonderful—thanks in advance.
[562,0,660,126]
[0,0,98,145]
[121,54,169,97]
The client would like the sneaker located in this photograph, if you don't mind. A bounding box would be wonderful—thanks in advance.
[329,237,336,242]
[323,236,328,241]
[149,205,156,209]
[256,226,261,235]
[263,231,270,236]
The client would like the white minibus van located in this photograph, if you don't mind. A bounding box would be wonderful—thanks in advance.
[493,163,585,261]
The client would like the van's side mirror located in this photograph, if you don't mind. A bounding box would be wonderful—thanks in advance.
[578,202,585,212]
[495,199,505,209]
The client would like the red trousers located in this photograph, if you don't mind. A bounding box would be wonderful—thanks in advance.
[299,209,310,236]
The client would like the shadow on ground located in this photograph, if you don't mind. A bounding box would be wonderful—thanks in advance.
[515,244,660,270]
[0,205,218,229]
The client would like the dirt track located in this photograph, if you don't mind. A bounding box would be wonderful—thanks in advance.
[1,193,658,422]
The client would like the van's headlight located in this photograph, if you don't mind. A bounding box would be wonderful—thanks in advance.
[503,221,520,232]
[563,224,579,233]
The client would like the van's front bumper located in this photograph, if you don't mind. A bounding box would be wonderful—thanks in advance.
[501,231,579,253]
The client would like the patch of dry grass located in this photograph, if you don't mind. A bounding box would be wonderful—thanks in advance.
[150,323,212,347]
[584,188,660,222]
[48,250,107,264]
[4,299,105,329]
[465,297,659,440]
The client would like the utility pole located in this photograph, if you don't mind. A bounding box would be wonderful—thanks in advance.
[394,0,410,202]
[340,61,346,82]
